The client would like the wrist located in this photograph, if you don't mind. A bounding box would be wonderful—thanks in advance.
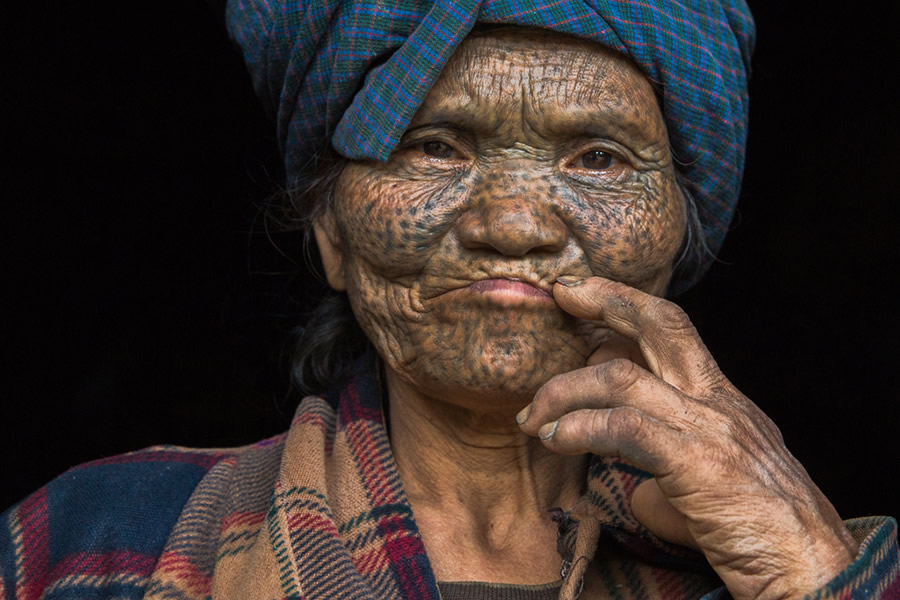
[782,533,857,599]
[722,521,858,600]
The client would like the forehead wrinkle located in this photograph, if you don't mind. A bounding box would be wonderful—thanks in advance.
[414,33,666,148]
[407,92,511,137]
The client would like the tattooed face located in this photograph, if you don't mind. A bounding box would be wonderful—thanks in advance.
[315,29,685,409]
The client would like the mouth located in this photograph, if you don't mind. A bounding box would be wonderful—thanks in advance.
[466,277,554,303]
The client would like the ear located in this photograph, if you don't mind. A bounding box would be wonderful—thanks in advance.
[313,212,347,291]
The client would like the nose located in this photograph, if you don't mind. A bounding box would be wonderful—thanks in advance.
[456,170,567,257]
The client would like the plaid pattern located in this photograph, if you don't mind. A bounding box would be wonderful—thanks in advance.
[225,0,756,292]
[2,363,897,599]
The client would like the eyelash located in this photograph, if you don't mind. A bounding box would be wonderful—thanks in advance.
[405,137,626,175]
[421,140,457,159]
[569,149,619,171]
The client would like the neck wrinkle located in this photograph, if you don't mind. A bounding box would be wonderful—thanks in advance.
[385,367,588,524]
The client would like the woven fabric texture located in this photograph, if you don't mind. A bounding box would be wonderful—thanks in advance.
[2,362,898,599]
[225,0,756,291]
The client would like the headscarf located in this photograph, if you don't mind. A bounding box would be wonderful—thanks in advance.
[225,0,755,291]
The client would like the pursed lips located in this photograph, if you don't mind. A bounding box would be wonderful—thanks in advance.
[468,277,553,299]
[420,272,581,303]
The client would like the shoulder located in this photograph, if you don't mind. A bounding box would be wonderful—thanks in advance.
[0,441,281,599]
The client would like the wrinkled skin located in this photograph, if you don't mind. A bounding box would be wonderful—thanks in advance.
[522,278,858,599]
[315,29,856,599]
[319,32,684,409]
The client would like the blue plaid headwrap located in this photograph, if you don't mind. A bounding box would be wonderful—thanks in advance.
[226,0,755,291]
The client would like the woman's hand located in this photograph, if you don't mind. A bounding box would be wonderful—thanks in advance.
[517,277,858,600]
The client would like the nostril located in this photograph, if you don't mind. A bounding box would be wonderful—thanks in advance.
[457,204,567,256]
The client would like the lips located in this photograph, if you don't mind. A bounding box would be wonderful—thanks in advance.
[468,277,553,300]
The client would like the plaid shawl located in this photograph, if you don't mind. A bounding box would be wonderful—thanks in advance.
[225,0,756,292]
[2,362,898,599]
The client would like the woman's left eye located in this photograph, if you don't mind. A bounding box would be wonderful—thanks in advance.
[578,150,616,170]
[422,140,456,159]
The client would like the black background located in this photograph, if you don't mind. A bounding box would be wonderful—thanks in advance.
[4,3,899,518]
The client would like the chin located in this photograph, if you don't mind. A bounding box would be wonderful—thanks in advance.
[394,329,590,410]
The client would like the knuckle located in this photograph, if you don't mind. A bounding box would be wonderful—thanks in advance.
[606,282,640,312]
[647,298,695,333]
[593,358,639,391]
[695,359,727,389]
[605,406,645,441]
[605,279,633,298]
[535,370,572,403]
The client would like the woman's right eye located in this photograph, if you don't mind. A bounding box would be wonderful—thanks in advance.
[422,140,455,159]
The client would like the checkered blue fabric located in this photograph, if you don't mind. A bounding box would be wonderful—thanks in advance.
[225,0,755,290]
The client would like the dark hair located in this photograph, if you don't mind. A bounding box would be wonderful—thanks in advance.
[278,146,707,396]
[266,146,370,396]
[670,172,712,294]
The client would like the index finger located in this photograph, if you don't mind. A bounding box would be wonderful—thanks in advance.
[554,276,723,393]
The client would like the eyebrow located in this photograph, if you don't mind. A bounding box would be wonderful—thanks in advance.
[405,96,665,149]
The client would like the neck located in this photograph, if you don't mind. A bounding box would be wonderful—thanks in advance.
[386,368,588,583]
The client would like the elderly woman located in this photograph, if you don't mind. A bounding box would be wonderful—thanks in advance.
[1,0,897,599]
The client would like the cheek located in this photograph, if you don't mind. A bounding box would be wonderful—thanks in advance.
[333,168,467,277]
[561,172,685,290]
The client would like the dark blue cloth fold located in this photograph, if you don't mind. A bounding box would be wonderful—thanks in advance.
[226,0,755,291]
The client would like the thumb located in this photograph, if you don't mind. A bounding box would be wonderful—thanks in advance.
[631,479,699,550]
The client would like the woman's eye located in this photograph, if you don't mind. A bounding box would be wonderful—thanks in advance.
[578,150,615,170]
[422,140,456,159]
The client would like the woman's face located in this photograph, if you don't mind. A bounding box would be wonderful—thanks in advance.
[316,29,685,409]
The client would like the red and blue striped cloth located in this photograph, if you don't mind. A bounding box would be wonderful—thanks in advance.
[225,0,756,291]
[1,360,898,599]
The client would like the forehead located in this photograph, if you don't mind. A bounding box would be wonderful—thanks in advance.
[409,28,666,143]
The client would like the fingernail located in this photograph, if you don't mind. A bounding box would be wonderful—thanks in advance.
[515,405,531,424]
[556,276,585,287]
[539,420,559,441]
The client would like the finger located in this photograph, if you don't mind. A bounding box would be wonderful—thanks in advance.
[537,406,679,474]
[585,331,647,368]
[554,277,724,393]
[632,479,699,550]
[518,359,691,436]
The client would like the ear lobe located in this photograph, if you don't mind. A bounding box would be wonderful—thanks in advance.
[313,214,347,291]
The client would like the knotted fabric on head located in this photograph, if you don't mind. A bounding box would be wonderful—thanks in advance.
[225,0,755,292]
